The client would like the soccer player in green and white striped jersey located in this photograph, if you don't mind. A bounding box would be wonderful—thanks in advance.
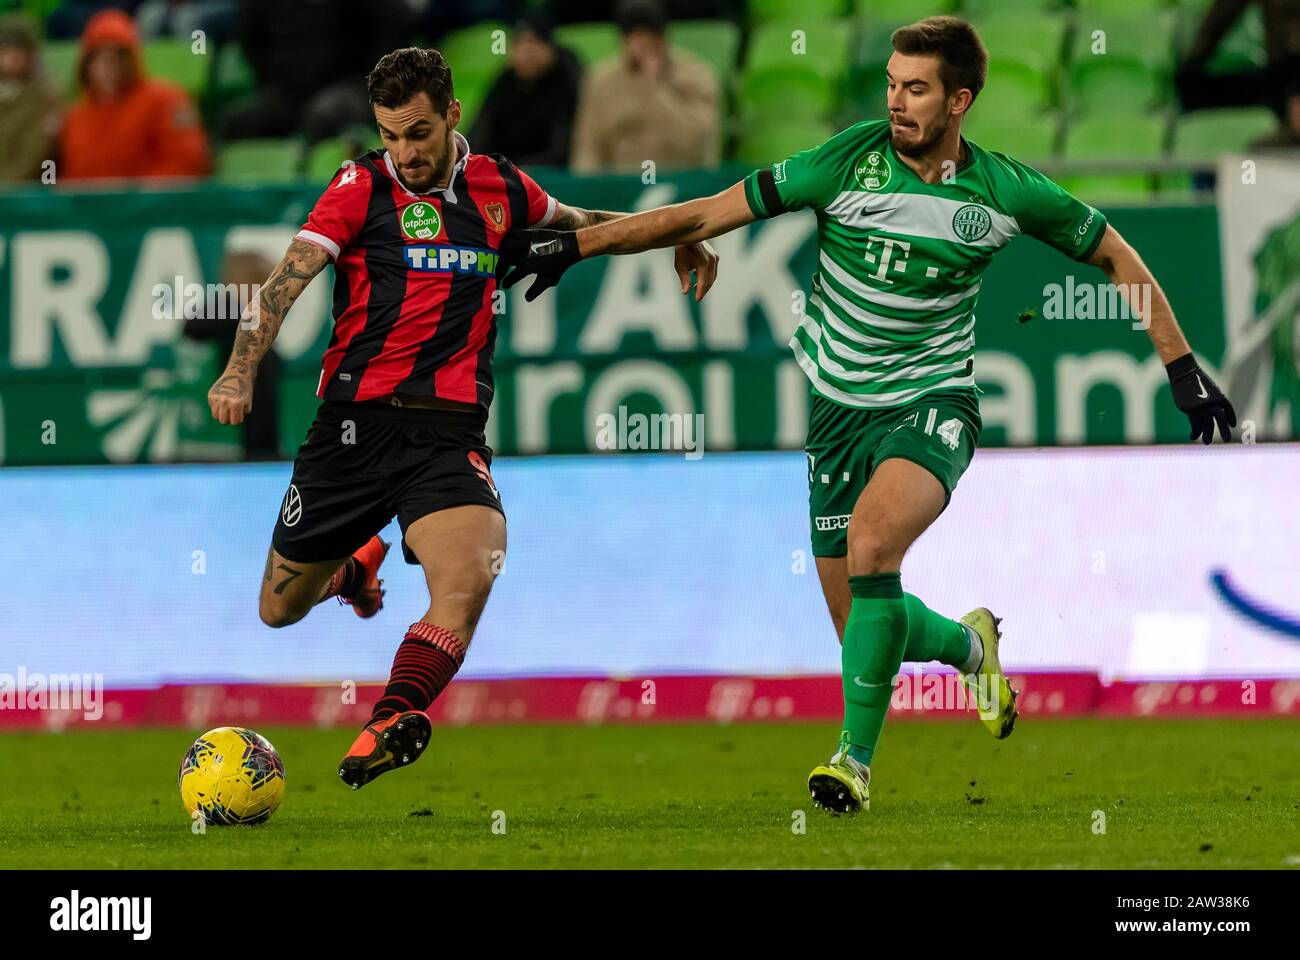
[503,16,1236,815]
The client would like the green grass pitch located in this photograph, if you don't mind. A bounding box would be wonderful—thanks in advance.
[2,717,1297,869]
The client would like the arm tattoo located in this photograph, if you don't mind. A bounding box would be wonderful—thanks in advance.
[221,238,329,383]
[547,205,627,231]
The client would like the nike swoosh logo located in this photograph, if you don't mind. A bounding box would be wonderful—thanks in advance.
[530,240,560,256]
[852,677,890,688]
[1195,375,1208,399]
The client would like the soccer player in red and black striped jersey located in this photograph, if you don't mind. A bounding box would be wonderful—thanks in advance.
[206,47,718,789]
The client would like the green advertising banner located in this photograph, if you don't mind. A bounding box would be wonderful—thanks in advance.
[0,169,1247,466]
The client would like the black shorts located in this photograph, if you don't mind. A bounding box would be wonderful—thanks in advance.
[271,400,503,565]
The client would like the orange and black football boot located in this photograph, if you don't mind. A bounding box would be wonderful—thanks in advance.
[328,536,390,618]
[338,710,432,790]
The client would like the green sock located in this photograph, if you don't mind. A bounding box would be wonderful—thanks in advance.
[901,593,972,668]
[841,573,908,768]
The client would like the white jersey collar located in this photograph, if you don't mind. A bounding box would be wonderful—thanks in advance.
[385,131,471,201]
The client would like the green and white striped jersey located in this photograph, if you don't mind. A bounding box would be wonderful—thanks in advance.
[743,119,1107,409]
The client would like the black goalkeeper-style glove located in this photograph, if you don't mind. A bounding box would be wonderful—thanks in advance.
[1166,352,1236,444]
[498,229,583,302]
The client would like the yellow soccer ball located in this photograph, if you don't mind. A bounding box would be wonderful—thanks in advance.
[179,727,285,825]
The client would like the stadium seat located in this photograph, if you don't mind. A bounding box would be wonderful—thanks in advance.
[1064,114,1167,160]
[438,21,508,80]
[453,70,495,131]
[1070,12,1176,70]
[1068,57,1166,116]
[1056,113,1167,202]
[740,67,839,123]
[963,114,1059,165]
[212,43,255,95]
[1171,107,1279,161]
[1075,0,1172,11]
[207,42,256,117]
[216,139,304,184]
[843,67,887,119]
[437,22,509,129]
[751,0,849,25]
[23,0,61,22]
[746,21,851,84]
[303,136,379,183]
[668,21,741,83]
[957,0,1055,14]
[844,18,895,116]
[554,22,621,67]
[859,0,956,19]
[735,120,836,167]
[965,13,1067,75]
[975,59,1050,119]
[144,40,210,102]
[742,21,851,122]
[1053,173,1155,204]
[41,39,80,96]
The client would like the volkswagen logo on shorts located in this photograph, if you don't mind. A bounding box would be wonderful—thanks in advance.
[281,484,303,526]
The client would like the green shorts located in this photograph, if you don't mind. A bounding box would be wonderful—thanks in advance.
[805,387,982,557]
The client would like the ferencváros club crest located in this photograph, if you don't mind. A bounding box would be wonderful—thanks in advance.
[854,151,892,190]
[952,204,992,243]
[401,202,442,240]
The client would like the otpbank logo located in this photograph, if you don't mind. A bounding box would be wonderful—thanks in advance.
[403,245,500,276]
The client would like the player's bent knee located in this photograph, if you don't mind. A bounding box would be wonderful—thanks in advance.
[425,573,496,638]
[846,525,901,576]
[258,594,307,629]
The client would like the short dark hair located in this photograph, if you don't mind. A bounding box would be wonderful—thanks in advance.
[891,16,987,104]
[367,47,455,114]
[616,0,667,36]
[0,14,39,52]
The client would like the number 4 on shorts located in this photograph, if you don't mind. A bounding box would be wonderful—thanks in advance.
[936,418,963,451]
[921,408,963,450]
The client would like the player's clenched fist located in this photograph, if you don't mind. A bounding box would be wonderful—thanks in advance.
[208,370,253,425]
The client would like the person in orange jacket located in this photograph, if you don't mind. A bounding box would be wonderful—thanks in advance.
[59,9,210,181]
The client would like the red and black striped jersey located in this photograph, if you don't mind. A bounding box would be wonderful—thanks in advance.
[294,132,555,410]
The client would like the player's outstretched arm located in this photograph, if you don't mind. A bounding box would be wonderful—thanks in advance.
[1086,224,1236,444]
[545,204,629,230]
[574,181,755,255]
[207,238,331,426]
[502,182,750,302]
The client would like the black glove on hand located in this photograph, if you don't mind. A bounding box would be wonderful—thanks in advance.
[498,229,582,302]
[1166,352,1236,444]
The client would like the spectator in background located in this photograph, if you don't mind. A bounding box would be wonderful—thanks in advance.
[1175,0,1300,147]
[221,0,413,145]
[0,15,63,183]
[59,10,211,180]
[469,12,580,168]
[570,0,719,174]
[183,250,282,460]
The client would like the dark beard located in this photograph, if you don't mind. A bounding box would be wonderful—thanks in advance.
[891,118,948,157]
[397,137,455,193]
